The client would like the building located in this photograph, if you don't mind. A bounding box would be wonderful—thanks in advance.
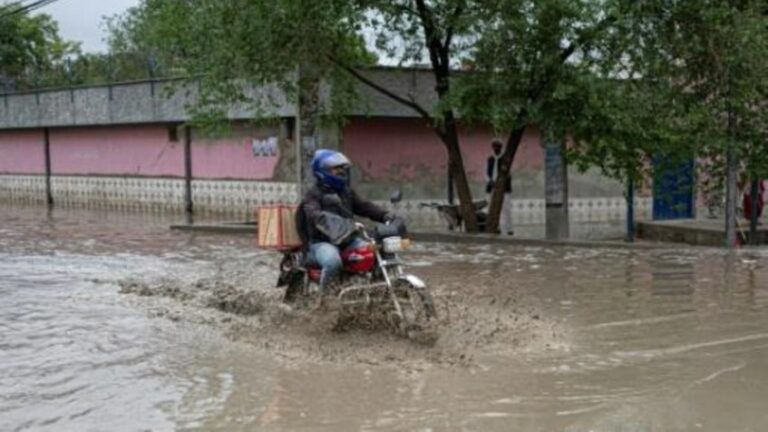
[0,68,649,236]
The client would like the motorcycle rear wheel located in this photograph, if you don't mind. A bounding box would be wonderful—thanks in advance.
[283,270,308,304]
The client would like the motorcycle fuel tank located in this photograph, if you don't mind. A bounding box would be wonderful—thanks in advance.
[341,244,376,273]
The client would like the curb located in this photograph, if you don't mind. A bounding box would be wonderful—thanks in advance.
[170,223,690,250]
[410,231,686,250]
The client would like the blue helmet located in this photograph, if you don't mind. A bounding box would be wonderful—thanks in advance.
[311,149,351,192]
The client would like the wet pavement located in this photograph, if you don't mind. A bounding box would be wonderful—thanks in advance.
[1,203,768,431]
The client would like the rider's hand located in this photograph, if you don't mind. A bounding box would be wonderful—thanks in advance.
[355,221,366,230]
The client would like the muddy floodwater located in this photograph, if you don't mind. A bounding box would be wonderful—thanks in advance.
[2,204,768,432]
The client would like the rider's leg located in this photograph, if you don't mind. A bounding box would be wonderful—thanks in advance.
[307,242,342,292]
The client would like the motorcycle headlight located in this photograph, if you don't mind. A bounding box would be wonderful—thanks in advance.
[382,236,411,253]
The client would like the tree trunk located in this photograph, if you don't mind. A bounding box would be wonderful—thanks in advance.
[750,177,759,245]
[487,125,526,233]
[443,128,477,232]
[434,107,477,231]
[339,64,478,231]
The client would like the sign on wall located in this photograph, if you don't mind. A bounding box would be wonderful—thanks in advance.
[251,137,278,157]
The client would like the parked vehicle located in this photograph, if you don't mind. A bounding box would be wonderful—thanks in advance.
[419,200,489,232]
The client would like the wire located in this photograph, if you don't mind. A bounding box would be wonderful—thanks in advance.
[0,0,60,19]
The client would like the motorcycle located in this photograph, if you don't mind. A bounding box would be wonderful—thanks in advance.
[276,199,437,335]
[419,200,489,232]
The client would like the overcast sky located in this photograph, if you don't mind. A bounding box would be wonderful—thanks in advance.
[36,0,141,53]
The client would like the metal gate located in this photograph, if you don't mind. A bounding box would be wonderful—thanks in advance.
[653,158,695,220]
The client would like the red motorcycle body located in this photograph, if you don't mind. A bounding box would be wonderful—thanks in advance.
[307,244,376,282]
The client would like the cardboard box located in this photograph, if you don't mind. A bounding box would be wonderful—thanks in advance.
[257,205,302,250]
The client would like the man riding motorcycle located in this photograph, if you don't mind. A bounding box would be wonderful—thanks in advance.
[296,149,396,292]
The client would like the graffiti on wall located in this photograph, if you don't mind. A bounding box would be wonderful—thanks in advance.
[251,137,279,157]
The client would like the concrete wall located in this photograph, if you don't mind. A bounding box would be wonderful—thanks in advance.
[348,69,438,117]
[0,80,294,129]
[0,69,440,130]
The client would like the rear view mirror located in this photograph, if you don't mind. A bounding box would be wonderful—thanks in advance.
[390,189,403,204]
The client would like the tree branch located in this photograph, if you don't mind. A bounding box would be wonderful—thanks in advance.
[390,2,418,18]
[560,13,618,63]
[332,58,432,121]
[415,0,445,72]
[444,0,465,52]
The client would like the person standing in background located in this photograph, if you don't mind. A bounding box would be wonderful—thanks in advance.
[742,179,766,223]
[486,139,514,235]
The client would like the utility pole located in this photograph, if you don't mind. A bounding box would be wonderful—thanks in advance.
[626,177,635,242]
[544,136,569,240]
[295,67,303,201]
[184,125,193,221]
[44,128,53,207]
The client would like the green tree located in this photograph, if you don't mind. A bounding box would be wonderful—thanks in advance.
[107,0,490,230]
[456,0,639,233]
[105,0,372,187]
[623,0,768,246]
[352,0,483,230]
[0,3,80,90]
[567,78,691,194]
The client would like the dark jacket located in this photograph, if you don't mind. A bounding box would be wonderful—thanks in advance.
[486,155,512,194]
[297,184,389,246]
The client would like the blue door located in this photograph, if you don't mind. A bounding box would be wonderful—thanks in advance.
[653,158,695,220]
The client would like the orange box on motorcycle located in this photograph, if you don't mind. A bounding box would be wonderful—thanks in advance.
[256,205,302,251]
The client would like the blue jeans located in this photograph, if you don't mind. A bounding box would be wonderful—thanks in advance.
[307,238,367,290]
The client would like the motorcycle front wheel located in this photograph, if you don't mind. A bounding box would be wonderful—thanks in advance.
[391,280,437,341]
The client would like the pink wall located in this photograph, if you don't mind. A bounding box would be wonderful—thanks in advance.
[51,125,277,179]
[192,135,278,180]
[5,119,541,181]
[0,130,45,174]
[51,126,184,176]
[342,118,543,182]
[10,125,278,180]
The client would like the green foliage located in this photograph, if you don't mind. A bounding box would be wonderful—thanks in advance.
[104,0,375,127]
[104,0,491,231]
[456,0,768,190]
[0,5,80,91]
[452,0,676,186]
[360,0,479,67]
[621,0,768,204]
[100,0,768,220]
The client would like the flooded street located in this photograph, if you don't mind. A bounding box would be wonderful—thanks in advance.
[2,204,768,431]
